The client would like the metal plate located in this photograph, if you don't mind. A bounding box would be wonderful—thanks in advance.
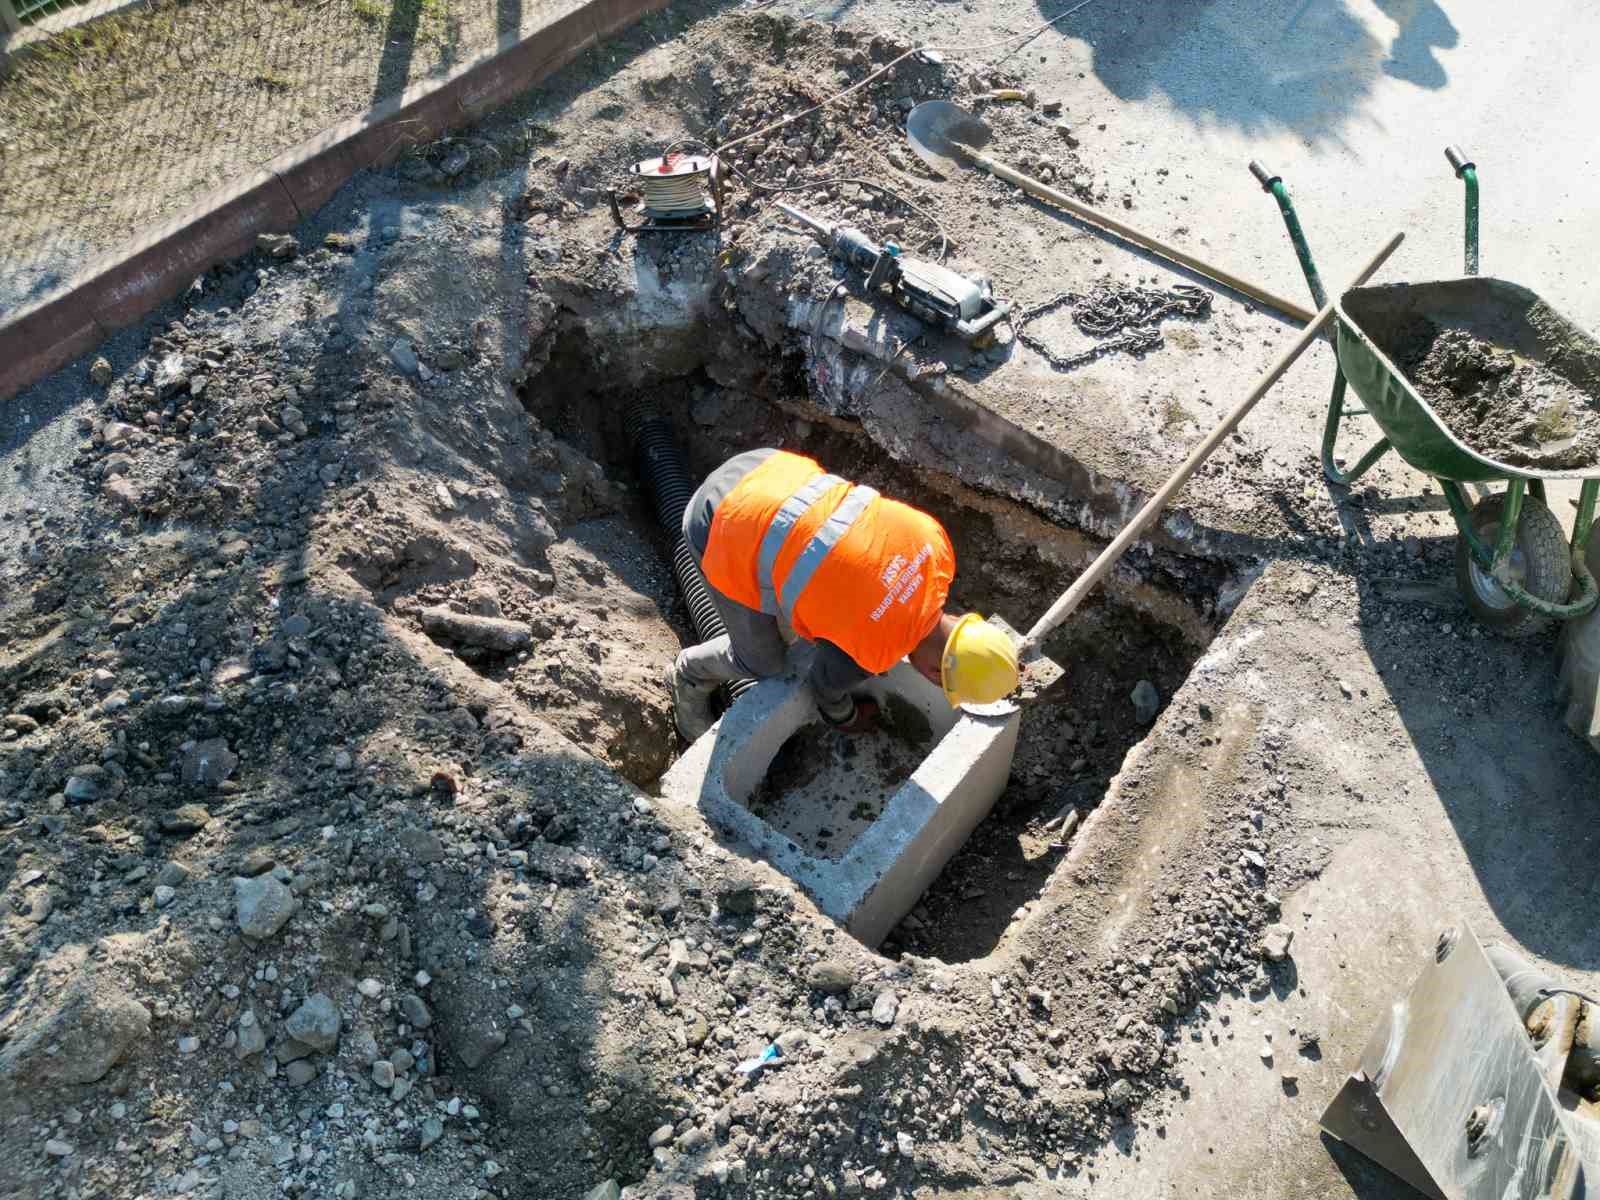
[1321,923,1588,1200]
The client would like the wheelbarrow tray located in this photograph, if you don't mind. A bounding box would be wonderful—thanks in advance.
[1335,277,1600,482]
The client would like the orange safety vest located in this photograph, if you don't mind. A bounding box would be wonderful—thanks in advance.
[700,451,955,674]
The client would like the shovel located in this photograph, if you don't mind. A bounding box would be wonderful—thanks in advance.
[905,101,1316,325]
[997,231,1406,699]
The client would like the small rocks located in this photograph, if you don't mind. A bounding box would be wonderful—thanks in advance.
[160,804,211,835]
[44,1138,75,1158]
[234,874,295,939]
[648,1124,675,1149]
[152,885,177,908]
[1107,1079,1135,1108]
[1260,923,1295,961]
[177,1035,200,1054]
[284,1060,318,1087]
[89,357,114,386]
[356,977,384,999]
[284,993,341,1053]
[371,1060,396,1088]
[585,1183,622,1200]
[871,991,899,1026]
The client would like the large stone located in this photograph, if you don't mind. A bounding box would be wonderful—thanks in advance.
[804,961,856,994]
[419,1116,443,1151]
[182,739,237,788]
[0,975,150,1086]
[284,993,341,1053]
[1260,923,1295,961]
[160,804,210,835]
[1130,680,1160,724]
[153,352,193,399]
[234,875,295,939]
[399,995,432,1029]
[453,1026,506,1069]
[418,606,531,653]
[235,1011,267,1059]
[585,1182,622,1200]
[872,991,899,1026]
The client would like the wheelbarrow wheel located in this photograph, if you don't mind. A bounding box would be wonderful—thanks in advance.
[1453,492,1571,638]
[1556,534,1600,753]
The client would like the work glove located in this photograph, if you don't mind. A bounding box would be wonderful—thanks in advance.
[821,697,880,735]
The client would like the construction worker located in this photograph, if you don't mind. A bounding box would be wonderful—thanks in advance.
[668,447,1020,740]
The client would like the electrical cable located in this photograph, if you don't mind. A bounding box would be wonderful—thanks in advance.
[720,159,949,259]
[689,0,1101,255]
[709,0,1102,160]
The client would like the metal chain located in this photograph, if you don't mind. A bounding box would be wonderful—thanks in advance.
[1012,282,1213,372]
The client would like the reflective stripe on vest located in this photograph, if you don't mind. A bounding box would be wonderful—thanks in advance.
[754,473,844,615]
[775,484,879,624]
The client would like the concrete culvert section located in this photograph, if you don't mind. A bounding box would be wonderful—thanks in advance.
[522,313,1226,961]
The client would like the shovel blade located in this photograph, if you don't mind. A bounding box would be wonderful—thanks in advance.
[985,614,1066,702]
[906,101,992,177]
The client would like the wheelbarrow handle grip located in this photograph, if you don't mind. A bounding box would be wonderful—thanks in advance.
[1445,145,1476,176]
[1248,160,1279,191]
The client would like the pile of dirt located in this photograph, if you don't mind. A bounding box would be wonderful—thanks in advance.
[1394,319,1600,469]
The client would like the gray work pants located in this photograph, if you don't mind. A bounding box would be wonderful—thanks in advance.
[675,448,860,718]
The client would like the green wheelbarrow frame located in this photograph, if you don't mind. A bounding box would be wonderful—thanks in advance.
[1250,150,1600,622]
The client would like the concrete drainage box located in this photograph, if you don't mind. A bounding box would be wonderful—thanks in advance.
[660,646,1020,947]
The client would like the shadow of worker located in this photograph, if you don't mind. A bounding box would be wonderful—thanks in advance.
[1372,0,1458,90]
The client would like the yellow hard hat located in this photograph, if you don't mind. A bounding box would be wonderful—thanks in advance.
[940,614,1021,708]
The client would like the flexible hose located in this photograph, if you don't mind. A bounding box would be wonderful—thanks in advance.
[626,402,755,703]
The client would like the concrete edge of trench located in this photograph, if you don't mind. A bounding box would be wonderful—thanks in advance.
[0,0,668,402]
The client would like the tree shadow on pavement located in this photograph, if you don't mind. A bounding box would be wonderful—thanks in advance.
[1050,0,1455,143]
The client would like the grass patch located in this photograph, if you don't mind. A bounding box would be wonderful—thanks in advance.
[253,70,292,92]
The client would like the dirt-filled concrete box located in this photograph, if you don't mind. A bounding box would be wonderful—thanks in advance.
[660,646,1020,946]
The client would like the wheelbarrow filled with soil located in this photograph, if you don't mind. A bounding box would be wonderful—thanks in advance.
[1250,147,1600,753]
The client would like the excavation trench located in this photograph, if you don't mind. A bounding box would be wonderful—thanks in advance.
[519,319,1231,963]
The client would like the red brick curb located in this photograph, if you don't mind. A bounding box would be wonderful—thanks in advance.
[0,0,666,401]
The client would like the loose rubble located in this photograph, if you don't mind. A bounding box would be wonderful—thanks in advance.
[0,11,1314,1200]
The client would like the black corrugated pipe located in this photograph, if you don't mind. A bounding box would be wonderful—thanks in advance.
[626,402,756,703]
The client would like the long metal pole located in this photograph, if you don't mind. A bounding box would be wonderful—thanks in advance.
[1022,231,1406,651]
[954,140,1317,326]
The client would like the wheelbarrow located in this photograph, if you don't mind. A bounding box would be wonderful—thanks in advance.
[1251,147,1600,750]
[1250,147,1600,637]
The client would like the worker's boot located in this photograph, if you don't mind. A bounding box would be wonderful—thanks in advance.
[667,655,718,743]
